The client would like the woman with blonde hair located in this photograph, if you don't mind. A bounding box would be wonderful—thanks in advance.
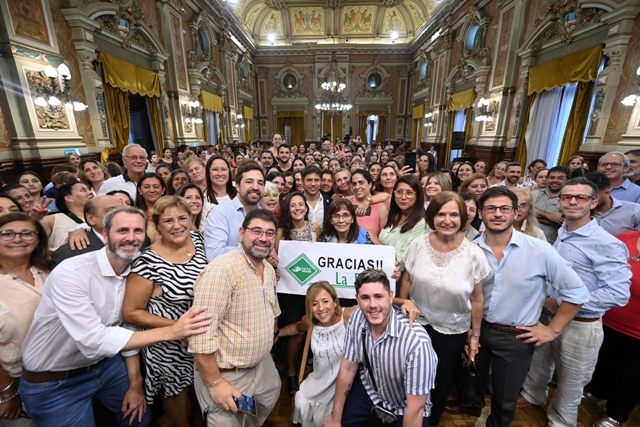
[487,161,508,186]
[459,173,489,199]
[511,188,546,240]
[421,172,452,208]
[78,159,111,195]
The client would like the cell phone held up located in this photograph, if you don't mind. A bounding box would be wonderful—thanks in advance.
[405,152,417,173]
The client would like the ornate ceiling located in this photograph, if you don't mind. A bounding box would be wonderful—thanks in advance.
[228,0,442,47]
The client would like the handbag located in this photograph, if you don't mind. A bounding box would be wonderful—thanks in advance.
[361,328,398,426]
[458,352,484,411]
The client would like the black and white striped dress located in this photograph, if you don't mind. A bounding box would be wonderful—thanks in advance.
[130,231,208,404]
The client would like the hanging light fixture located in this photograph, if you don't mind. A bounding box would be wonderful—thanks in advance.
[423,112,435,127]
[475,97,493,122]
[315,53,353,115]
[621,66,640,107]
[184,100,203,124]
[33,64,88,111]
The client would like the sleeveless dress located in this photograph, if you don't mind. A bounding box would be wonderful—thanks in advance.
[130,232,208,403]
[48,214,82,251]
[294,315,346,427]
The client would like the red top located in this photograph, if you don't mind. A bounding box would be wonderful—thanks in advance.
[603,231,640,340]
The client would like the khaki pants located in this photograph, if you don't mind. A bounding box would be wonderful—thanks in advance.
[194,354,281,427]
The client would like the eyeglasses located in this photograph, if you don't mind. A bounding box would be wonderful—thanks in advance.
[0,230,38,241]
[558,194,593,202]
[262,192,280,198]
[517,203,530,211]
[600,162,624,168]
[124,156,148,162]
[394,190,416,197]
[482,205,514,213]
[331,213,352,222]
[245,227,276,238]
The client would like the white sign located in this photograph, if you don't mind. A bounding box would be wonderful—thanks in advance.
[278,241,396,299]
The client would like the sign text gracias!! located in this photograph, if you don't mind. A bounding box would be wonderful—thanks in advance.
[278,241,396,299]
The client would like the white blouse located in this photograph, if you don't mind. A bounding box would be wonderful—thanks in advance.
[404,233,492,335]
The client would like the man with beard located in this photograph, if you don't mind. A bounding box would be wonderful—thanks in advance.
[496,162,524,189]
[260,150,274,171]
[190,209,281,427]
[276,144,294,173]
[324,269,438,427]
[204,162,265,261]
[471,187,589,427]
[20,206,211,427]
[624,149,640,185]
[534,166,571,244]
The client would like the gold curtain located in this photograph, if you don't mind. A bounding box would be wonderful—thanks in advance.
[277,111,305,117]
[323,114,342,140]
[375,116,385,144]
[100,53,161,97]
[463,107,473,151]
[528,45,602,95]
[411,105,425,119]
[203,111,209,145]
[557,81,594,165]
[447,88,476,111]
[444,111,455,168]
[200,91,223,113]
[413,119,422,148]
[291,116,305,145]
[101,82,131,164]
[244,119,253,143]
[148,97,165,154]
[514,92,538,166]
[242,105,254,120]
[277,116,285,135]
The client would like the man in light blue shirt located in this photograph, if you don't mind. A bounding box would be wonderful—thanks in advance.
[204,163,264,261]
[472,186,589,427]
[519,177,630,427]
[586,172,640,236]
[597,151,640,204]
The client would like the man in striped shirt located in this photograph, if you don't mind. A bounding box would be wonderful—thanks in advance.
[324,269,438,427]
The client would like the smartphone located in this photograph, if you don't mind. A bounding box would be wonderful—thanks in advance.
[353,204,372,216]
[234,395,257,418]
[405,152,417,173]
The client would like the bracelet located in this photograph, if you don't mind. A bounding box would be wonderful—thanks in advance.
[470,334,480,338]
[0,389,19,404]
[0,380,14,394]
[210,377,223,389]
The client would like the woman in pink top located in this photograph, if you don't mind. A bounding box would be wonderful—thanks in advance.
[348,169,383,239]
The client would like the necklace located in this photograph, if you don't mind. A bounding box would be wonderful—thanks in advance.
[0,266,34,280]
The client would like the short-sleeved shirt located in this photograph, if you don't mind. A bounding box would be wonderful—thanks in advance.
[188,246,280,368]
[404,234,491,334]
[379,218,429,268]
[533,188,561,244]
[343,308,438,416]
[98,171,137,200]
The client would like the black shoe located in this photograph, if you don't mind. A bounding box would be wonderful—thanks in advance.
[287,375,299,395]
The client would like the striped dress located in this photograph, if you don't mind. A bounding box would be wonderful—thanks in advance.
[130,232,208,403]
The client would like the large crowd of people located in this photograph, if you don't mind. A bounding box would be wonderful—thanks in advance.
[0,134,638,427]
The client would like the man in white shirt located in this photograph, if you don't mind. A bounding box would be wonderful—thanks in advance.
[20,206,211,427]
[205,145,216,160]
[495,162,524,189]
[98,144,148,200]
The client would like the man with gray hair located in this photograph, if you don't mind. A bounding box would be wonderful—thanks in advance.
[99,144,149,199]
[597,151,640,203]
[624,149,640,185]
[20,206,211,427]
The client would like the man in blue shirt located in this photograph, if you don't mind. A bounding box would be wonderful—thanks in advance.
[597,151,640,204]
[586,172,640,236]
[204,162,264,261]
[473,186,590,427]
[324,269,438,427]
[518,177,631,427]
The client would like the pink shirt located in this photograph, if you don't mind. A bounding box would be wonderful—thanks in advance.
[348,196,383,235]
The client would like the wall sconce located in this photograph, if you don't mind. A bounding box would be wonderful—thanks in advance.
[621,66,640,107]
[475,97,494,122]
[391,32,399,43]
[184,100,203,124]
[423,112,434,127]
[267,33,276,45]
[234,114,245,129]
[33,64,87,111]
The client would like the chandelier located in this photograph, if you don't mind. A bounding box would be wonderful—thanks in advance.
[423,112,435,127]
[184,101,203,124]
[34,65,87,112]
[315,53,353,115]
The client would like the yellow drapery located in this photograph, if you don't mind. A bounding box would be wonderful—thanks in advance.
[148,97,165,155]
[463,108,473,151]
[375,116,386,145]
[200,91,223,113]
[514,92,537,166]
[557,81,594,165]
[359,110,388,116]
[100,53,161,97]
[291,116,305,145]
[323,114,342,141]
[412,118,422,148]
[447,88,476,112]
[242,105,254,120]
[444,111,455,168]
[101,82,130,164]
[411,105,425,119]
[528,45,602,95]
[277,111,305,118]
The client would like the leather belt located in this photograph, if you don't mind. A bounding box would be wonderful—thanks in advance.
[218,367,237,373]
[573,317,600,323]
[22,360,103,383]
[486,322,529,335]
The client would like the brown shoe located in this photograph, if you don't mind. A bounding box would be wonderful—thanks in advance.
[516,393,534,408]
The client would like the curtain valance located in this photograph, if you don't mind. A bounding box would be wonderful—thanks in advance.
[242,105,254,120]
[200,90,223,113]
[100,53,161,97]
[446,88,476,112]
[277,111,305,118]
[528,45,602,95]
[411,105,424,119]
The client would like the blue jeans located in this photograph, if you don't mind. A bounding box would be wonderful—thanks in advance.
[20,355,150,427]
[341,372,430,427]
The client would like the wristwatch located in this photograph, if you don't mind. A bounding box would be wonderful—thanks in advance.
[366,197,373,203]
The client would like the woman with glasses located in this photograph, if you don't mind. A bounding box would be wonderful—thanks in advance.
[167,169,190,195]
[512,188,546,240]
[259,182,281,219]
[379,176,428,275]
[319,199,373,244]
[400,192,491,426]
[0,213,51,426]
[487,161,508,186]
[275,192,322,395]
[123,196,207,427]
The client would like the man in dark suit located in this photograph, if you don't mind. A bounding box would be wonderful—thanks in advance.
[302,165,331,228]
[52,195,123,267]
